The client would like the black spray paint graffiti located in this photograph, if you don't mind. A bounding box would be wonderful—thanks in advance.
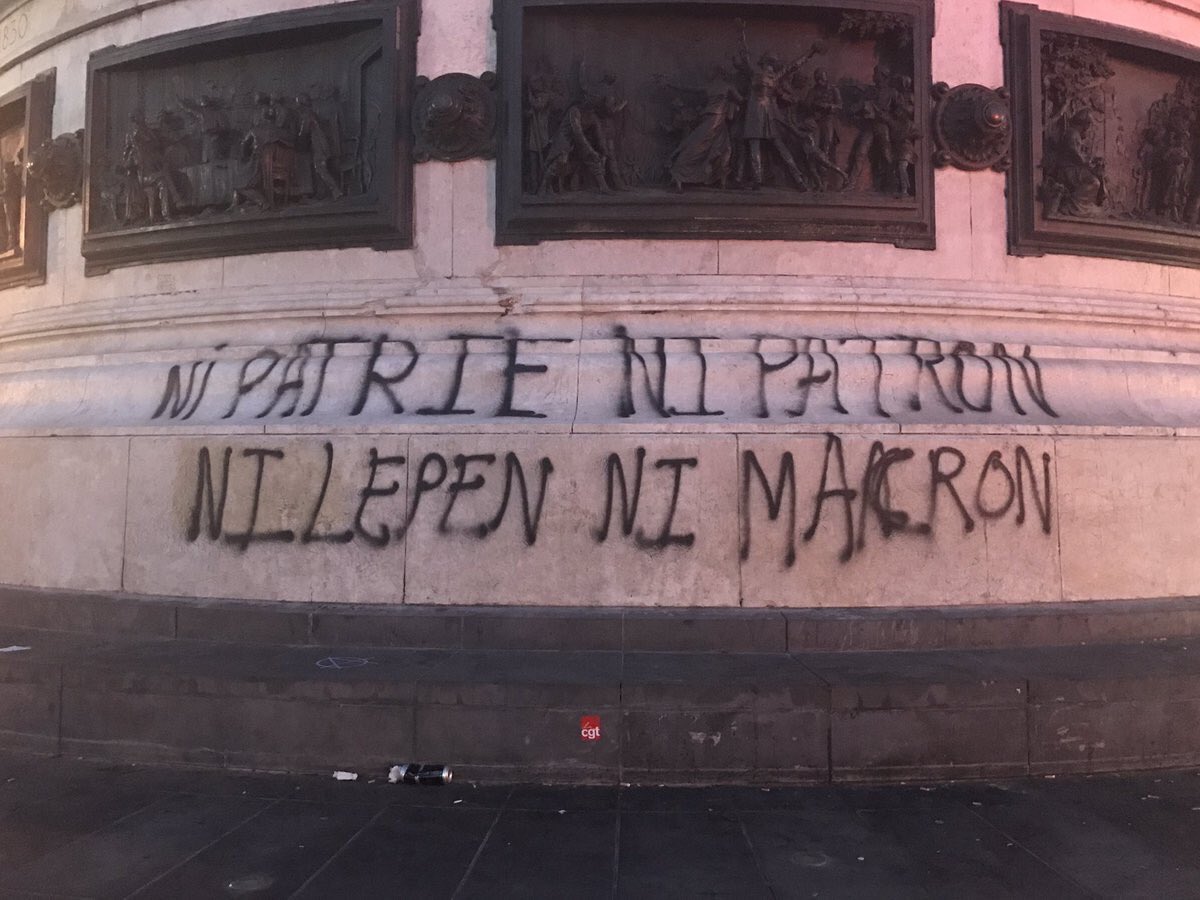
[186,443,555,552]
[152,329,1058,423]
[184,437,1055,566]
[593,447,698,548]
[752,336,1057,419]
[739,435,1053,568]
[154,332,572,423]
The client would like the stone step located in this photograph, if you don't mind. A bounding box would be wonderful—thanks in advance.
[2,585,1200,653]
[2,613,1200,784]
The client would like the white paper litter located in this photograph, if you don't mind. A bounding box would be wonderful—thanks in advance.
[387,765,404,784]
[332,771,359,781]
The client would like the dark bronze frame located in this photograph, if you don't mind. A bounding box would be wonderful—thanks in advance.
[1003,2,1200,268]
[0,70,53,290]
[81,0,417,276]
[494,0,936,248]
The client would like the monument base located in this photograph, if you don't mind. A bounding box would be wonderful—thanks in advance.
[4,585,1200,784]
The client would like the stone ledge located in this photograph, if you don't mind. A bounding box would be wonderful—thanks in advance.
[3,585,1200,653]
[2,616,1200,783]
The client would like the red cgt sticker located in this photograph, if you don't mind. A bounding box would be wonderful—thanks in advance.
[580,715,601,742]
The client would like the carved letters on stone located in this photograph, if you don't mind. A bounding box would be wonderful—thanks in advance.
[0,70,53,290]
[495,0,936,247]
[81,0,417,275]
[1003,3,1200,267]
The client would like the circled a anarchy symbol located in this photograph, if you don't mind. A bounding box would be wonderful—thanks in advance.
[316,656,372,670]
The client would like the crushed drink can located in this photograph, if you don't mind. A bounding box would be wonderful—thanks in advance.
[388,763,453,785]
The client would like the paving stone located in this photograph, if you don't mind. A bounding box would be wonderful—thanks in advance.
[740,796,932,900]
[831,787,1093,899]
[953,778,1200,899]
[1,753,1200,897]
[617,809,770,898]
[0,793,269,898]
[507,784,619,811]
[458,809,616,899]
[619,785,827,813]
[0,780,169,871]
[293,805,497,898]
[131,799,377,898]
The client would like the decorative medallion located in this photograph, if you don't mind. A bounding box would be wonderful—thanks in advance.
[27,129,85,209]
[932,83,1010,171]
[412,72,498,162]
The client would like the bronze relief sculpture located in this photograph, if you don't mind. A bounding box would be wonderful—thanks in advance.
[82,0,417,275]
[1004,3,1200,267]
[0,70,53,290]
[496,0,936,247]
[101,82,362,226]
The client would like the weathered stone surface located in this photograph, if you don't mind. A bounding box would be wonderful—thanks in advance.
[1057,438,1200,601]
[124,436,412,604]
[739,435,1061,607]
[2,0,1200,619]
[0,437,128,592]
[404,434,740,606]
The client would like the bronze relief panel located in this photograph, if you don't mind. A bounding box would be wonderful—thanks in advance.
[495,0,936,247]
[82,0,417,275]
[0,71,53,290]
[1004,2,1200,267]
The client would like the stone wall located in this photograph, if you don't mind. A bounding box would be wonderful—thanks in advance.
[0,0,1198,607]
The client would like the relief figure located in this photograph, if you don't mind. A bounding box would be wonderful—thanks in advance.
[806,68,843,178]
[518,11,918,201]
[295,92,343,201]
[660,67,743,190]
[539,71,629,194]
[784,68,850,191]
[98,85,363,229]
[230,96,296,210]
[730,19,814,189]
[1043,108,1106,217]
[123,111,184,222]
[845,66,900,192]
[0,149,22,250]
[1040,34,1112,219]
[524,73,556,192]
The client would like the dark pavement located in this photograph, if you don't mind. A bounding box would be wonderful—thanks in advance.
[2,753,1200,898]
